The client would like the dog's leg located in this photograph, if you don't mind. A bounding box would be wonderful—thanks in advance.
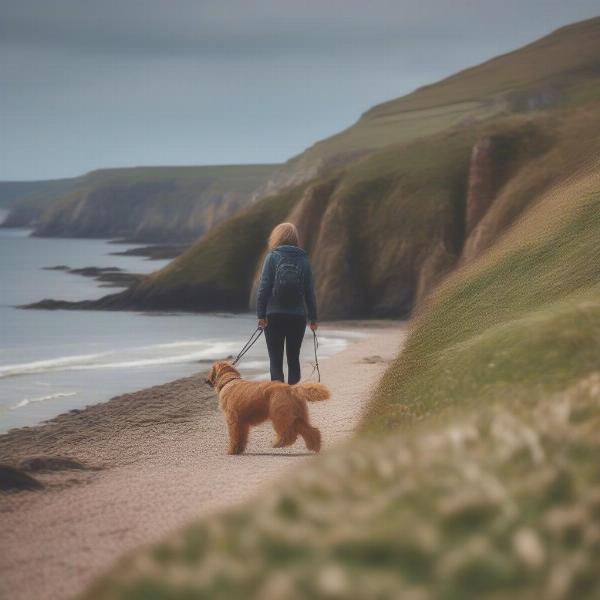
[297,420,321,453]
[273,426,298,448]
[271,393,299,448]
[227,420,249,455]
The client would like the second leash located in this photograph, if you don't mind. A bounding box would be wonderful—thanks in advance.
[311,329,321,383]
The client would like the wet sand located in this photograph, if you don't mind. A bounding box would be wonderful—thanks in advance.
[0,323,406,600]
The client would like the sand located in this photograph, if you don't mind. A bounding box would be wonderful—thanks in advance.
[0,323,406,600]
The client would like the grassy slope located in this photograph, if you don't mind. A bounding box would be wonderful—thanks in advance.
[292,16,600,164]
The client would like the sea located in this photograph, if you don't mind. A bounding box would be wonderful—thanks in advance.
[0,211,359,433]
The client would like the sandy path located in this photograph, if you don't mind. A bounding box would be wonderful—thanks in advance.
[0,324,405,600]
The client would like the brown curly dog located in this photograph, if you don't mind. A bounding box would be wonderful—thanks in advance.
[206,361,330,455]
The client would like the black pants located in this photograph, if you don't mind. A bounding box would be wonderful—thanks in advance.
[264,313,306,384]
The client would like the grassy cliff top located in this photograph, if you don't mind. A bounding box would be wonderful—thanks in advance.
[78,163,280,191]
[291,16,600,165]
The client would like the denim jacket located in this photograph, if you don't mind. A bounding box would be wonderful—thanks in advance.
[256,245,317,322]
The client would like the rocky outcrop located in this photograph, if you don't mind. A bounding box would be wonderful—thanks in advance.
[507,87,561,113]
[250,150,371,206]
[0,465,43,491]
[462,124,553,262]
[309,194,365,319]
[31,183,249,243]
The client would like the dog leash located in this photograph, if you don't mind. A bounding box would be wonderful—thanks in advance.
[232,326,263,366]
[234,325,320,382]
[307,329,321,383]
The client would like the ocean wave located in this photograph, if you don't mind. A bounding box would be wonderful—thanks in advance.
[0,333,351,381]
[237,360,270,370]
[0,340,240,379]
[11,391,77,410]
[321,329,371,339]
[314,337,348,355]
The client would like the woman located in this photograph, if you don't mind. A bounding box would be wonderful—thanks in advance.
[256,222,318,385]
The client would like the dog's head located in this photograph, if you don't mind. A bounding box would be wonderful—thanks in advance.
[205,361,239,389]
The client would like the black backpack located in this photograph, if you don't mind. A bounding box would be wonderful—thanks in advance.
[272,252,304,306]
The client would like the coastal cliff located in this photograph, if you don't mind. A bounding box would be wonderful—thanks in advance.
[29,115,564,319]
[3,164,278,243]
[24,16,600,320]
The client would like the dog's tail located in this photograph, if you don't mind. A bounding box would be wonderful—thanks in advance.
[292,382,330,402]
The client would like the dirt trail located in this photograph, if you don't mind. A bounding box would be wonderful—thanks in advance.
[0,324,405,600]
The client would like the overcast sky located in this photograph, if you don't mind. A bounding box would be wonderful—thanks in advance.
[1,1,598,181]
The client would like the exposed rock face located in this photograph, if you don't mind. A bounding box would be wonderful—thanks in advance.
[250,150,371,205]
[465,137,497,236]
[32,183,250,243]
[507,87,561,112]
[462,124,553,263]
[309,194,364,319]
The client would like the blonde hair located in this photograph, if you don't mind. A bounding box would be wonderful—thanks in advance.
[268,222,300,249]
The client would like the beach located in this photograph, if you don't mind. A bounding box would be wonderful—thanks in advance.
[0,322,406,600]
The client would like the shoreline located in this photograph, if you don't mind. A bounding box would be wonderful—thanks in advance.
[0,322,406,600]
[0,318,377,434]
